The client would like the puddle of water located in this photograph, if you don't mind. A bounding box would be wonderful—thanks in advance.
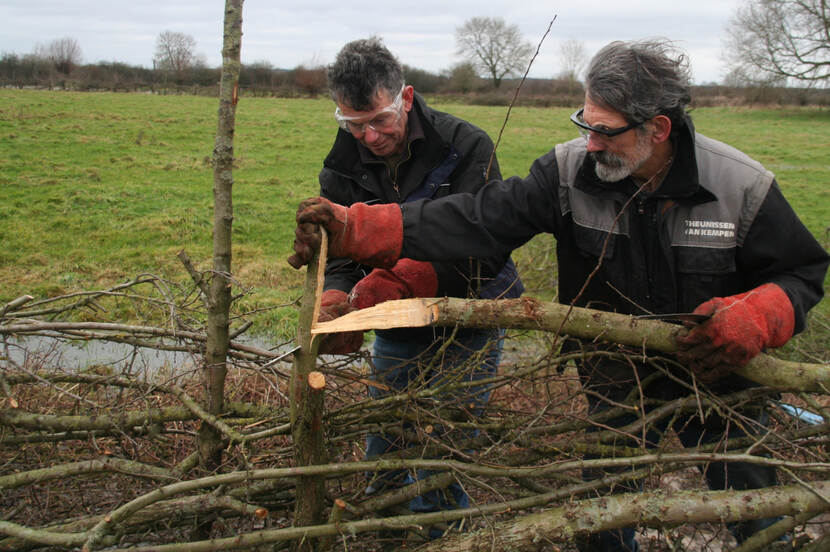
[2,334,286,378]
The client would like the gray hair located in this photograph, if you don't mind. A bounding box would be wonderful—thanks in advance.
[327,37,404,111]
[585,40,692,131]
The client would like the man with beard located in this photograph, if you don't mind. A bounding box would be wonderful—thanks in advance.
[288,40,829,551]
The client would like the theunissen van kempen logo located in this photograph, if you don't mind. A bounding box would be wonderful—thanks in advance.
[684,220,736,238]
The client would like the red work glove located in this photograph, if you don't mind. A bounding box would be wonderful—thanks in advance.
[287,197,403,270]
[316,289,363,354]
[349,258,439,309]
[675,283,795,383]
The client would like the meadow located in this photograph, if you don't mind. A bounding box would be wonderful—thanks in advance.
[1,89,829,340]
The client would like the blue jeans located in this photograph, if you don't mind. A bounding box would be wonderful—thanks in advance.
[365,328,503,518]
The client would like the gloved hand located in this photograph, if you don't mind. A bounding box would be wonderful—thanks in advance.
[349,259,439,309]
[675,283,794,383]
[287,197,403,270]
[316,289,363,354]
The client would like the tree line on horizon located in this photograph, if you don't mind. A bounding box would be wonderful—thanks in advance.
[2,1,828,106]
[0,22,589,104]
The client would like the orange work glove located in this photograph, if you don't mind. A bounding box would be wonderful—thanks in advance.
[349,259,439,310]
[287,197,403,269]
[675,283,795,383]
[316,289,363,354]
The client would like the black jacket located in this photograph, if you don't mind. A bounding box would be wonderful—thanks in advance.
[399,118,829,392]
[319,93,522,342]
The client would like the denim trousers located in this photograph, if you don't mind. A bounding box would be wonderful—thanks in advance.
[365,328,504,517]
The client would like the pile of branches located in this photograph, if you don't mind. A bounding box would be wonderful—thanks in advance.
[2,279,830,551]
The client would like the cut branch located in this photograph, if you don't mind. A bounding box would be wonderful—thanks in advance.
[312,297,830,392]
[290,230,328,549]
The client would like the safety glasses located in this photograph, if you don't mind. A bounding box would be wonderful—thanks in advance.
[570,108,643,138]
[334,86,405,135]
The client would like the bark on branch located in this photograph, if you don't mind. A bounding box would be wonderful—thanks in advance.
[290,230,327,550]
[313,297,830,392]
[0,457,178,490]
[415,481,830,552]
[61,480,830,552]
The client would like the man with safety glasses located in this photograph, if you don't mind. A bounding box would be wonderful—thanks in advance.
[309,37,523,540]
[290,39,829,550]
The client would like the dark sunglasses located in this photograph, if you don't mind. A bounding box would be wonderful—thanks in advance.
[570,108,643,138]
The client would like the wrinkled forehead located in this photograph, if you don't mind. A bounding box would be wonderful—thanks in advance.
[583,94,628,126]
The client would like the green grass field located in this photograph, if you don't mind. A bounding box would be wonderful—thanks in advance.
[1,89,828,340]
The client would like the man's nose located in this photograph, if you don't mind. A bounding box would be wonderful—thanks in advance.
[585,132,605,153]
[362,125,381,143]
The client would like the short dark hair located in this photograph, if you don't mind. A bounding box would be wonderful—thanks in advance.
[327,37,404,111]
[585,40,692,131]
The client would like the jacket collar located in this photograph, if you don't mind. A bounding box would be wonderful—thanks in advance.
[576,115,716,205]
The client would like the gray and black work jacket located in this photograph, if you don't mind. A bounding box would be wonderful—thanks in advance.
[399,117,829,391]
[319,92,523,343]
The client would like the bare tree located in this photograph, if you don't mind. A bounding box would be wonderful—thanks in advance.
[34,37,82,76]
[724,0,830,85]
[292,60,327,97]
[558,38,587,95]
[445,61,479,93]
[154,31,198,82]
[455,16,533,88]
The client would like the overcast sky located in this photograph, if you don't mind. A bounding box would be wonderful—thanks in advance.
[0,1,745,84]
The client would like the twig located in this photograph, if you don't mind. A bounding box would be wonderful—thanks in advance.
[177,249,210,303]
[485,16,556,181]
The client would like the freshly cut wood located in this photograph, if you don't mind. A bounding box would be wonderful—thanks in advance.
[307,371,325,390]
[312,297,441,334]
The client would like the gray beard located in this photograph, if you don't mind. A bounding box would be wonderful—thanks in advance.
[591,136,653,182]
[593,151,634,182]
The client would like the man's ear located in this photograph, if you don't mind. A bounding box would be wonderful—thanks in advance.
[651,115,672,143]
[402,85,414,112]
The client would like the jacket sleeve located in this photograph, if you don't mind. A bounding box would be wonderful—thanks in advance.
[401,147,563,263]
[737,181,829,334]
[428,127,508,298]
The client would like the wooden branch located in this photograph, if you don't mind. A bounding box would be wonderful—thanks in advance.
[732,508,820,552]
[312,297,830,392]
[169,384,245,444]
[0,520,87,548]
[0,457,178,490]
[0,406,198,432]
[0,322,295,367]
[0,492,265,552]
[71,480,830,552]
[176,249,210,301]
[416,481,830,552]
[0,320,209,338]
[4,452,825,550]
[1,277,158,319]
[0,295,33,316]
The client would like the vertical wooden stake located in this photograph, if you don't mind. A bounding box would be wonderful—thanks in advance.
[290,231,328,551]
